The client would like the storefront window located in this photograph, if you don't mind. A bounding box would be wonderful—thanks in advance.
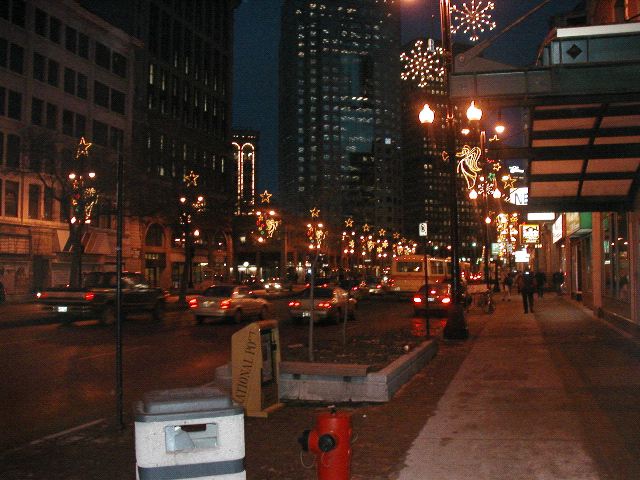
[602,212,630,302]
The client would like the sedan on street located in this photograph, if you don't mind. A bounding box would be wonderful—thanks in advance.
[288,286,356,324]
[189,285,271,324]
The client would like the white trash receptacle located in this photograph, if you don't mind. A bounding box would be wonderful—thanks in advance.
[134,387,245,480]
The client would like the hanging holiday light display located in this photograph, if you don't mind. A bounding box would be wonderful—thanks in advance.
[451,1,497,43]
[456,144,482,189]
[400,39,446,88]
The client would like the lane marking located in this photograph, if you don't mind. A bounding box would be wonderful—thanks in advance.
[2,418,107,456]
[77,344,150,360]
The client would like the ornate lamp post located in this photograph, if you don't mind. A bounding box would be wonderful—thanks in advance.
[417,0,469,339]
[177,171,205,305]
[68,137,98,288]
[306,207,327,361]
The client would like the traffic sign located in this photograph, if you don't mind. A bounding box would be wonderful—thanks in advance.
[418,222,428,237]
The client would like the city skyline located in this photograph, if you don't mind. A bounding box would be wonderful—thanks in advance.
[233,0,579,194]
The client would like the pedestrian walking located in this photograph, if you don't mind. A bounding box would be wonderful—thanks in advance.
[552,271,563,295]
[502,271,513,301]
[535,271,546,298]
[516,270,536,314]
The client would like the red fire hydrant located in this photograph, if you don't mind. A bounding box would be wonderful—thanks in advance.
[299,409,352,480]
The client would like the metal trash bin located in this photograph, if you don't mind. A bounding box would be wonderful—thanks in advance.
[134,386,245,480]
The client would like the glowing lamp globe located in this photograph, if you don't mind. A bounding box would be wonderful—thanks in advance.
[466,101,482,121]
[419,104,435,124]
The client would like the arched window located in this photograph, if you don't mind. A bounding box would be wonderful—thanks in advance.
[145,224,165,247]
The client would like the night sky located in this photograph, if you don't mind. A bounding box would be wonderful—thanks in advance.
[232,0,581,194]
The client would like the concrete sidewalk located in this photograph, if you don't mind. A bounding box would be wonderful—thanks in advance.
[397,295,640,479]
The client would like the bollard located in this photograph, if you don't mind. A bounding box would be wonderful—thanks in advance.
[299,409,352,480]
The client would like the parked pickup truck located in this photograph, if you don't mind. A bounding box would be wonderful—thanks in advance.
[37,271,167,325]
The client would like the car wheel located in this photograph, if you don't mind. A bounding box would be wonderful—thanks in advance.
[152,302,165,322]
[232,309,243,324]
[258,306,268,320]
[99,305,116,326]
[195,315,205,325]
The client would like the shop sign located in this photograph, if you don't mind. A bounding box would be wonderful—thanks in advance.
[521,224,540,244]
[565,212,592,237]
[552,215,563,244]
[514,249,530,263]
[527,212,555,221]
[509,187,528,205]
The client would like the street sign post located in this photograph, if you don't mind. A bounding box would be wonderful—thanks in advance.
[419,221,429,338]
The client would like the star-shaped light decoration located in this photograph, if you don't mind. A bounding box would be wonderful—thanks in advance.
[345,217,354,228]
[184,170,199,187]
[363,223,371,232]
[393,232,401,240]
[492,161,502,172]
[502,175,517,190]
[310,207,320,218]
[378,228,386,237]
[260,190,272,204]
[76,137,92,158]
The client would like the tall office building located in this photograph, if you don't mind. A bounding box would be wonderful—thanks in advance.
[79,0,239,286]
[279,0,403,232]
[400,38,482,256]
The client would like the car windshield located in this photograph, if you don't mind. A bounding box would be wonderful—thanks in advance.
[203,286,234,297]
[300,287,333,299]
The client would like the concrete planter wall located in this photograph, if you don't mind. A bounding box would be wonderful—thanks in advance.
[278,339,438,403]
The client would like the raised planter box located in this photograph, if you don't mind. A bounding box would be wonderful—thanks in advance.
[278,339,438,403]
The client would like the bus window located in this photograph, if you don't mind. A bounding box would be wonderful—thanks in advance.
[396,261,422,273]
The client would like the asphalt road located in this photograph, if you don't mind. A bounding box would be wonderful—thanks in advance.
[0,295,418,452]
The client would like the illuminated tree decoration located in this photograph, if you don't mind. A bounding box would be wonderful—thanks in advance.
[69,137,98,225]
[255,210,280,242]
[456,145,482,189]
[451,1,497,43]
[307,208,326,249]
[400,40,445,88]
[345,217,354,228]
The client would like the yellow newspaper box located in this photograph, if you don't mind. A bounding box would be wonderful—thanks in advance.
[231,320,283,417]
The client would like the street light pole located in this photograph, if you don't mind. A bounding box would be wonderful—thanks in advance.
[440,0,468,339]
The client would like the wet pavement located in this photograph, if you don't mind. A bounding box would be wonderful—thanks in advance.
[1,294,639,479]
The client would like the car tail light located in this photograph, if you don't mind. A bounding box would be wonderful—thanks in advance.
[430,289,437,295]
[220,299,231,310]
[318,302,332,309]
[441,297,451,304]
[413,296,422,304]
[288,301,301,307]
[84,292,95,301]
[37,291,46,299]
[376,284,382,289]
[188,298,198,308]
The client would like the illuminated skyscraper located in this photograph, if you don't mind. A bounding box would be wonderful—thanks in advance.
[279,0,403,231]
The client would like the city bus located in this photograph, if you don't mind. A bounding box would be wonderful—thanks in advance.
[389,255,470,295]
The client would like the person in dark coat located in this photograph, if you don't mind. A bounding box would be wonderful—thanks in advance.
[516,270,537,314]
